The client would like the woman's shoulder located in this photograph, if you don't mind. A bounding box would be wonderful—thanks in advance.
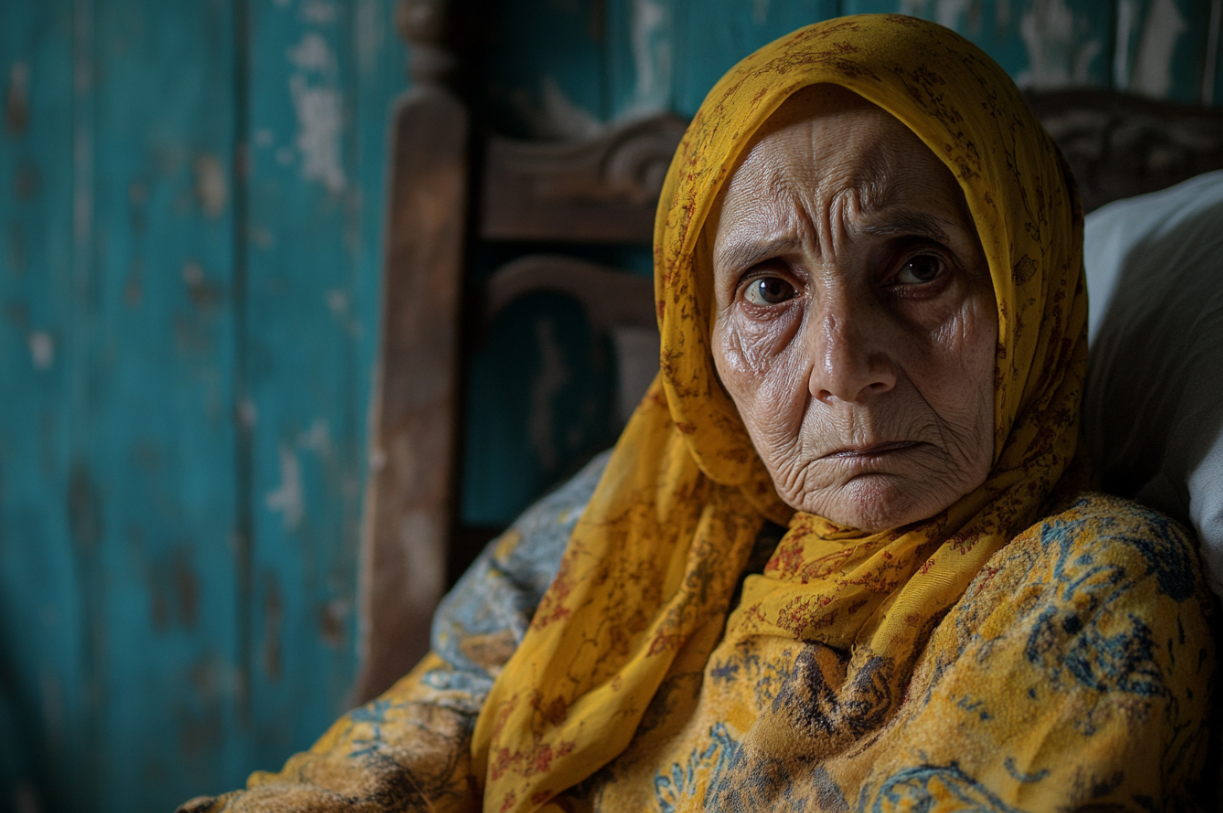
[939,492,1215,714]
[1004,491,1203,604]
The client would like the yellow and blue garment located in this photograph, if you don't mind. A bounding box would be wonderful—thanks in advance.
[179,14,1216,813]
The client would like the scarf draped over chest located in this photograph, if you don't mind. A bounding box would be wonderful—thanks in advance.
[471,14,1102,812]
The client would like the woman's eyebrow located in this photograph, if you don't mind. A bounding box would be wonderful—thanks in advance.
[716,211,960,273]
[860,212,954,242]
[716,236,803,274]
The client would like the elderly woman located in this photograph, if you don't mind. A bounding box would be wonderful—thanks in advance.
[180,14,1214,813]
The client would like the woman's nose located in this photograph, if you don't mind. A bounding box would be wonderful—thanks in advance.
[806,297,897,403]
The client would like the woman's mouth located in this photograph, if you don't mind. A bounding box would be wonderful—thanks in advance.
[821,441,922,460]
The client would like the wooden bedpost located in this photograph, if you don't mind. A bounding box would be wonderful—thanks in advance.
[355,0,469,702]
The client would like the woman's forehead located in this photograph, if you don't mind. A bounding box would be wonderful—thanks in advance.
[712,102,971,260]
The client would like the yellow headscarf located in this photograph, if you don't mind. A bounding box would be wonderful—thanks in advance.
[471,14,1086,812]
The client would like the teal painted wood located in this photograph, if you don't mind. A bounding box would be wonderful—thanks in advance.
[481,0,607,135]
[1115,0,1214,102]
[85,0,244,809]
[842,0,1115,88]
[0,2,84,811]
[244,0,382,768]
[671,0,842,117]
[462,282,617,526]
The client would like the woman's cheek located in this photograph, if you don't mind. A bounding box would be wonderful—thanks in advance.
[716,314,796,432]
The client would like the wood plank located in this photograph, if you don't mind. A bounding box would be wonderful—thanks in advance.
[842,0,1114,89]
[244,0,368,762]
[0,1,83,811]
[86,0,244,808]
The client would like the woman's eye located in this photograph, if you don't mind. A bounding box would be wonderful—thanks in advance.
[744,276,796,305]
[895,254,945,284]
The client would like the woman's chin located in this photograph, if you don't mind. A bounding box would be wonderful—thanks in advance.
[798,472,962,533]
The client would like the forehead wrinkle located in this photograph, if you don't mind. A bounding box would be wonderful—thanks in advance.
[714,164,812,273]
[713,106,932,271]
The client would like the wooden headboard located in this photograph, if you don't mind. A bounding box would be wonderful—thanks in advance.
[355,0,1223,701]
[1026,89,1223,213]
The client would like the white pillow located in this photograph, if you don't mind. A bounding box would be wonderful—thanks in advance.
[1083,170,1223,597]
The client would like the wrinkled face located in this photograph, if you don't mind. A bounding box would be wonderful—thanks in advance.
[709,87,998,532]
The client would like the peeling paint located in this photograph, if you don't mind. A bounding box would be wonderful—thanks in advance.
[628,0,672,116]
[6,61,29,134]
[265,445,303,530]
[285,32,346,192]
[520,75,603,139]
[326,288,348,315]
[289,76,346,192]
[194,154,228,218]
[299,417,330,454]
[1131,0,1187,98]
[752,0,769,25]
[27,331,53,370]
[529,319,568,470]
[288,31,335,72]
[1017,0,1103,89]
[302,0,338,23]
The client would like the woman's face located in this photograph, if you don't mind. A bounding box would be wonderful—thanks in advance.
[710,88,998,532]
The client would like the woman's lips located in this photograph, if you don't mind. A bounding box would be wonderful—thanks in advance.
[820,441,922,460]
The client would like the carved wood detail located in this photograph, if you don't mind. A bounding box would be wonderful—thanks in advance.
[481,114,689,243]
[1027,89,1223,213]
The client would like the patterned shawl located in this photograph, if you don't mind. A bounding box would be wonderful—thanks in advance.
[471,14,1089,812]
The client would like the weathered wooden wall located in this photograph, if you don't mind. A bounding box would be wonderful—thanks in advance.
[1,1,1220,811]
[0,0,400,810]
